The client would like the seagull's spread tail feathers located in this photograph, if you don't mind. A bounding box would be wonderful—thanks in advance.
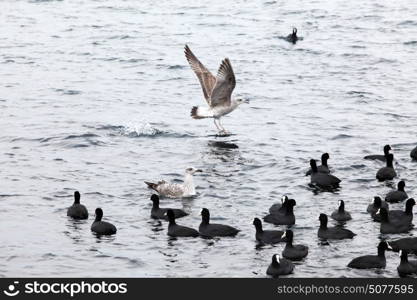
[144,181,158,191]
[191,106,212,119]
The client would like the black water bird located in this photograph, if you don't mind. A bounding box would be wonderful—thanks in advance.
[364,144,391,161]
[150,194,188,220]
[285,28,299,44]
[367,196,389,216]
[397,250,417,277]
[253,218,286,244]
[263,198,296,225]
[385,181,408,203]
[91,208,117,235]
[306,153,330,175]
[309,159,341,188]
[199,208,239,238]
[67,191,88,220]
[376,154,396,181]
[282,230,308,261]
[317,213,355,240]
[331,200,352,222]
[266,254,294,277]
[347,241,391,269]
[377,208,411,234]
[268,196,289,214]
[389,237,417,254]
[166,209,199,238]
[373,198,415,226]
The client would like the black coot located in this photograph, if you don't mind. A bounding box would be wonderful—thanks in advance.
[373,198,415,226]
[266,254,294,277]
[285,28,298,44]
[367,196,389,216]
[385,181,408,203]
[389,237,417,254]
[67,191,88,220]
[263,199,296,225]
[310,159,341,188]
[282,230,308,260]
[150,194,188,220]
[411,146,417,160]
[91,208,117,235]
[166,209,199,238]
[377,208,411,234]
[364,144,391,161]
[199,208,239,238]
[331,200,352,222]
[347,241,391,269]
[376,154,396,181]
[306,153,330,175]
[253,218,286,244]
[397,250,417,277]
[317,213,355,240]
[268,196,288,214]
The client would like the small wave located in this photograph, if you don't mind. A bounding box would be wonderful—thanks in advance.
[60,133,104,148]
[168,65,185,70]
[331,134,353,140]
[109,34,133,40]
[119,58,145,63]
[404,41,417,46]
[53,88,82,95]
[398,20,417,26]
[64,133,100,140]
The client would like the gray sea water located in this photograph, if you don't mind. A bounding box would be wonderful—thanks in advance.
[1,0,417,278]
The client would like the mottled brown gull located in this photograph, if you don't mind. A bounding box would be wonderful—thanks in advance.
[184,45,249,136]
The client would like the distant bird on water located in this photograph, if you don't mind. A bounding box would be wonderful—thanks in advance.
[67,191,88,220]
[145,167,202,198]
[184,45,249,136]
[285,27,299,44]
[364,144,392,162]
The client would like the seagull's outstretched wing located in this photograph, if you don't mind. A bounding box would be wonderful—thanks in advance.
[184,45,216,104]
[210,58,236,107]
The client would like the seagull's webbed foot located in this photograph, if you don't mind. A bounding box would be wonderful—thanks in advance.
[218,129,231,137]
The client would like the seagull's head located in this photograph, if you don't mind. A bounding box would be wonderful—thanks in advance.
[235,98,250,105]
[185,167,203,175]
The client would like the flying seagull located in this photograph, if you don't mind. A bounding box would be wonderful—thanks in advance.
[184,45,249,136]
[145,167,202,198]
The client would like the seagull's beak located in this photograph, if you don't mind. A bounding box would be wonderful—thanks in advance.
[244,99,250,104]
[195,169,203,173]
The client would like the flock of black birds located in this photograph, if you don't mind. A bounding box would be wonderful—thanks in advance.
[65,143,417,277]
